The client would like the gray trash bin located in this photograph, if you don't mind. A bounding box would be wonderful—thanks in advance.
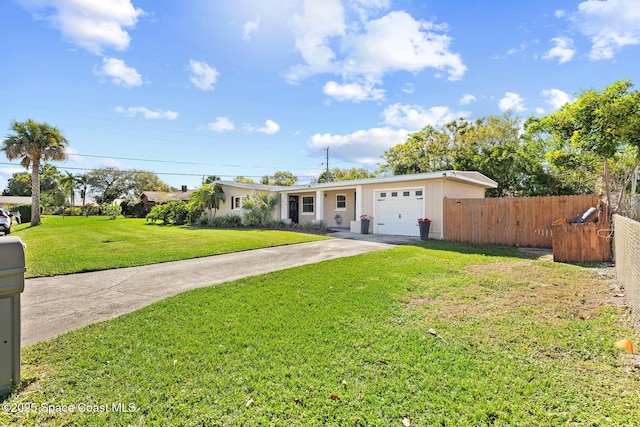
[0,236,26,396]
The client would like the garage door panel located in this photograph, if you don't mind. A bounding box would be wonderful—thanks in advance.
[375,189,423,236]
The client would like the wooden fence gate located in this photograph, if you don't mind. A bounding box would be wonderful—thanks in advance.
[443,195,601,249]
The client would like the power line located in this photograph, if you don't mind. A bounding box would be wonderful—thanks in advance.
[74,153,314,171]
[0,162,319,180]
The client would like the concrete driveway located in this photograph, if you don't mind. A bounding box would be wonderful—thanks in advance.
[21,237,397,346]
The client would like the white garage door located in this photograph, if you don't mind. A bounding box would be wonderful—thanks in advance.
[375,189,424,236]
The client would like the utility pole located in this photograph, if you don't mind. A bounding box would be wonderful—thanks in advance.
[325,146,330,182]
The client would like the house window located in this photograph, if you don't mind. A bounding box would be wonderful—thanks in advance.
[232,196,245,210]
[416,190,423,196]
[336,194,347,211]
[391,192,398,197]
[302,196,314,214]
[403,191,410,197]
[380,192,386,198]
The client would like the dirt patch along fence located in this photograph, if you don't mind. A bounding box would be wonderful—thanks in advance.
[443,195,601,249]
[614,214,640,330]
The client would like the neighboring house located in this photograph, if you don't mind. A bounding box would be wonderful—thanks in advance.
[0,196,32,207]
[214,171,497,239]
[140,185,196,213]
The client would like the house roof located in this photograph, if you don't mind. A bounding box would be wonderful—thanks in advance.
[141,189,196,202]
[213,181,282,192]
[285,171,498,191]
[0,196,32,206]
[214,171,497,193]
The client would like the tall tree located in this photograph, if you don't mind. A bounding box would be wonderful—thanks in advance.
[2,119,68,225]
[203,175,221,184]
[261,171,298,186]
[536,79,640,211]
[76,173,89,208]
[234,176,256,183]
[59,171,78,215]
[86,167,130,204]
[128,170,172,198]
[2,172,32,196]
[381,114,532,196]
[316,167,376,183]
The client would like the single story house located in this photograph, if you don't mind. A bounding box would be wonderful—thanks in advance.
[140,185,196,213]
[0,196,32,207]
[212,171,497,239]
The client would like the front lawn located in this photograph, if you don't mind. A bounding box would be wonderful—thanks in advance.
[1,242,637,426]
[10,216,328,277]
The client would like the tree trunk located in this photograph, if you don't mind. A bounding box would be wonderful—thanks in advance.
[603,158,612,210]
[31,161,41,226]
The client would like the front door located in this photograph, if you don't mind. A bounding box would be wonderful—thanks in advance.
[289,196,299,224]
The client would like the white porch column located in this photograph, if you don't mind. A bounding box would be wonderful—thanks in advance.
[315,190,324,221]
[355,185,363,219]
[281,192,288,220]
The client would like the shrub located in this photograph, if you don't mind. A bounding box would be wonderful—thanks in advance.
[208,214,243,228]
[146,201,196,225]
[121,201,147,218]
[82,205,100,217]
[11,204,31,223]
[241,191,280,226]
[63,207,82,216]
[101,202,122,220]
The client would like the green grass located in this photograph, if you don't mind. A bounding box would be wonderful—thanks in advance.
[10,216,328,277]
[2,242,637,426]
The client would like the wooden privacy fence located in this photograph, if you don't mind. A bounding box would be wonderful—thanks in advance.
[443,194,601,249]
[551,220,612,263]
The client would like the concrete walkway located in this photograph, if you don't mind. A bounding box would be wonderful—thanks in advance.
[21,237,397,346]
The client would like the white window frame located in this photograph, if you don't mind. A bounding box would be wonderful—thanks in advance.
[335,194,347,211]
[232,196,245,210]
[301,196,314,215]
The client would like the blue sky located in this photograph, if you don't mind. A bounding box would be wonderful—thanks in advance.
[1,0,639,190]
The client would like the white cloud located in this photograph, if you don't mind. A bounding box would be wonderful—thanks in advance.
[555,10,566,18]
[115,106,178,120]
[95,57,142,87]
[287,0,345,82]
[257,120,280,134]
[64,146,84,163]
[543,37,576,63]
[102,158,121,168]
[541,88,574,110]
[243,16,260,40]
[506,42,528,55]
[207,117,235,132]
[0,167,27,177]
[189,60,219,91]
[401,83,414,94]
[307,127,409,165]
[459,94,476,105]
[382,103,468,130]
[498,92,526,112]
[287,5,465,85]
[573,0,640,60]
[19,0,144,54]
[323,80,385,102]
[341,11,466,81]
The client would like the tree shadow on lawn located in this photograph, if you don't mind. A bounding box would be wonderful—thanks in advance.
[408,239,553,261]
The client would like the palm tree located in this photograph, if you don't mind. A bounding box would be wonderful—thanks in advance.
[59,171,78,216]
[242,191,280,225]
[76,173,89,209]
[189,183,226,219]
[2,119,68,225]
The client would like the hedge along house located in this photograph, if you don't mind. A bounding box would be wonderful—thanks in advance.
[214,171,497,239]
